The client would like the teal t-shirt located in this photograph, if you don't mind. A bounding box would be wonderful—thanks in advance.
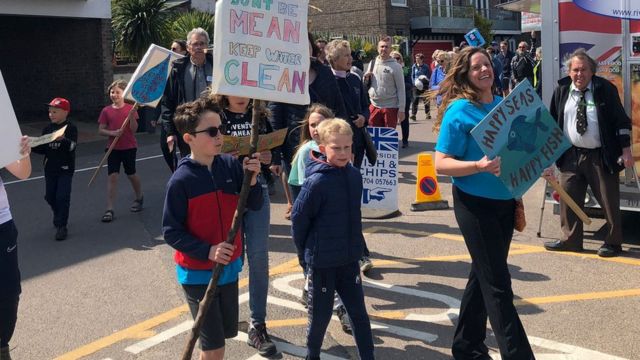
[435,98,513,200]
[288,140,319,186]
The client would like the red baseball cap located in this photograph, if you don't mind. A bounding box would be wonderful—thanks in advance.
[46,97,71,112]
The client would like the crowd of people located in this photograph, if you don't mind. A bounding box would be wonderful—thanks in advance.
[0,26,633,360]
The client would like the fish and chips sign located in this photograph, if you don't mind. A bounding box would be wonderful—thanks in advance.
[212,0,310,104]
[470,80,571,198]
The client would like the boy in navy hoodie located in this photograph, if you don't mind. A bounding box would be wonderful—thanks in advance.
[291,118,374,360]
[162,98,262,360]
[32,98,78,241]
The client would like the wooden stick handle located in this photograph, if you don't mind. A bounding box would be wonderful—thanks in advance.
[88,103,139,187]
[547,179,592,225]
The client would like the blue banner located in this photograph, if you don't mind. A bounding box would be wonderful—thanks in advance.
[470,80,571,198]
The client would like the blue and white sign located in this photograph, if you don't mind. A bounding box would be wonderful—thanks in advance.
[361,127,399,218]
[464,28,485,48]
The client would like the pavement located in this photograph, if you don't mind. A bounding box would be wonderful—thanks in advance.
[6,109,640,360]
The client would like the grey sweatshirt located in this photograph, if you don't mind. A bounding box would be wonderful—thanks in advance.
[366,57,406,110]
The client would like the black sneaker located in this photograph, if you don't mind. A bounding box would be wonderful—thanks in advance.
[55,226,68,241]
[597,244,622,258]
[300,288,308,308]
[247,323,277,357]
[336,306,352,334]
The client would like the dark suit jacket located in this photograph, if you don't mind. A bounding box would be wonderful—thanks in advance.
[550,75,631,173]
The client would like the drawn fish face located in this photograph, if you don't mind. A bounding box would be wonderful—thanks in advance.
[506,115,537,153]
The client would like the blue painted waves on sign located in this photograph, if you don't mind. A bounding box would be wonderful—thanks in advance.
[132,55,170,103]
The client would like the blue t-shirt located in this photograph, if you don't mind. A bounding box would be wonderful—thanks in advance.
[435,98,513,200]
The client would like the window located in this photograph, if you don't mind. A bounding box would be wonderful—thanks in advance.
[392,0,407,7]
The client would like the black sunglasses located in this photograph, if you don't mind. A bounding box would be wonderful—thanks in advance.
[191,125,226,137]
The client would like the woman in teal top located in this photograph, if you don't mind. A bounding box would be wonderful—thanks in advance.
[433,47,535,360]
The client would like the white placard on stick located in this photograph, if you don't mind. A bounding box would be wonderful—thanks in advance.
[211,0,310,104]
[123,44,184,108]
[0,69,23,169]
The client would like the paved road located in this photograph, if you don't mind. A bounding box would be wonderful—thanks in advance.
[6,114,640,360]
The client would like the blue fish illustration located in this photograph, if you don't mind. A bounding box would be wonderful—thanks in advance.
[506,107,548,153]
[132,55,170,103]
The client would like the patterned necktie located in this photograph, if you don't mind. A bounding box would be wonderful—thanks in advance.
[576,89,588,135]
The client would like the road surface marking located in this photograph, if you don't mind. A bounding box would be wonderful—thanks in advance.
[515,288,640,306]
[53,257,298,360]
[233,331,348,360]
[125,320,193,354]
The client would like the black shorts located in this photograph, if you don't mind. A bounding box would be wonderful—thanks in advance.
[0,220,21,298]
[182,282,239,351]
[107,148,137,175]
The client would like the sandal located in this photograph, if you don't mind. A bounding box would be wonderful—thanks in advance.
[130,197,144,212]
[101,210,114,223]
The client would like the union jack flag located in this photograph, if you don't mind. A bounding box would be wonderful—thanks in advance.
[368,127,398,152]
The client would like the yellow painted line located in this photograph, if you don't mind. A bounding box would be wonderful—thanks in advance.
[370,311,407,320]
[267,317,309,328]
[372,248,544,268]
[54,257,300,360]
[53,304,190,360]
[515,288,640,306]
[368,226,640,267]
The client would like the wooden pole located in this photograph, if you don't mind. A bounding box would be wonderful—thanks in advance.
[547,179,592,225]
[181,100,263,360]
[88,103,139,187]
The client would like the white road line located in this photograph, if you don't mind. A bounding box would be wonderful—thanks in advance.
[4,154,164,185]
[370,321,438,342]
[234,331,348,360]
[125,320,193,354]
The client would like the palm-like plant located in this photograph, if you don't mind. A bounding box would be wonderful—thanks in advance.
[169,10,215,43]
[112,0,172,61]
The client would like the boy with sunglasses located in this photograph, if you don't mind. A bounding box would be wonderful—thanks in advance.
[162,98,262,360]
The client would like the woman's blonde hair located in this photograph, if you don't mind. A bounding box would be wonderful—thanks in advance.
[325,40,351,66]
[430,46,493,133]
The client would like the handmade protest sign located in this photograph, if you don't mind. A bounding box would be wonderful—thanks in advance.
[124,44,184,108]
[361,127,399,218]
[211,0,310,104]
[0,69,23,169]
[28,125,67,148]
[470,80,571,198]
[222,128,287,156]
[464,28,485,48]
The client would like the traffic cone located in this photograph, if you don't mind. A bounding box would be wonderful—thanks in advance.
[411,153,449,211]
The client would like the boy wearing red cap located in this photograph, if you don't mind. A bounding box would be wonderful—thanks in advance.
[31,97,78,241]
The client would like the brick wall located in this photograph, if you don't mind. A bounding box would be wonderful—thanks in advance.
[308,1,387,36]
[0,15,112,123]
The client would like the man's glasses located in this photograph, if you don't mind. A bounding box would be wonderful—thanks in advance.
[191,125,226,137]
[190,41,207,47]
[518,46,527,49]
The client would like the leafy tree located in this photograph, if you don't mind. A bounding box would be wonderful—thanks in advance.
[112,0,172,61]
[169,10,215,43]
[474,11,494,47]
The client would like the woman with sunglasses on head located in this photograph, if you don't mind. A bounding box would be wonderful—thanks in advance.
[433,46,535,360]
[429,51,450,108]
[210,94,280,358]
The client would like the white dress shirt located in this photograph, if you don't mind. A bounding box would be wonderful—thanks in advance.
[563,82,601,148]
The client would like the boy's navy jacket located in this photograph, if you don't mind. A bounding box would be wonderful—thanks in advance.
[291,151,365,268]
[31,120,77,173]
[162,154,263,270]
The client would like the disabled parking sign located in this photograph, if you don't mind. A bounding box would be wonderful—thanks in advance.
[361,127,399,218]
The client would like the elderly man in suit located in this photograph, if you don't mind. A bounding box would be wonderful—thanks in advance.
[544,49,632,258]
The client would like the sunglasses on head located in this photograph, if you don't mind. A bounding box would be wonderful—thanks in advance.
[191,125,226,137]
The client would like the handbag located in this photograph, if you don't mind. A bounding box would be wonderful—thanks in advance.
[362,127,377,165]
[514,199,526,232]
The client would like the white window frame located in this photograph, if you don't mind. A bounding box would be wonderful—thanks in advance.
[391,0,408,7]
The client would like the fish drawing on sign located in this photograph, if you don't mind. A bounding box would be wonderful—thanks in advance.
[132,55,170,103]
[506,107,548,153]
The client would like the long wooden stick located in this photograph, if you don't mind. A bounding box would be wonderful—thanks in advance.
[547,179,592,225]
[88,103,139,186]
[181,100,263,360]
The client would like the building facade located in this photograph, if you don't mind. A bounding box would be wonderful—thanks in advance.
[308,0,521,60]
[0,0,112,123]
